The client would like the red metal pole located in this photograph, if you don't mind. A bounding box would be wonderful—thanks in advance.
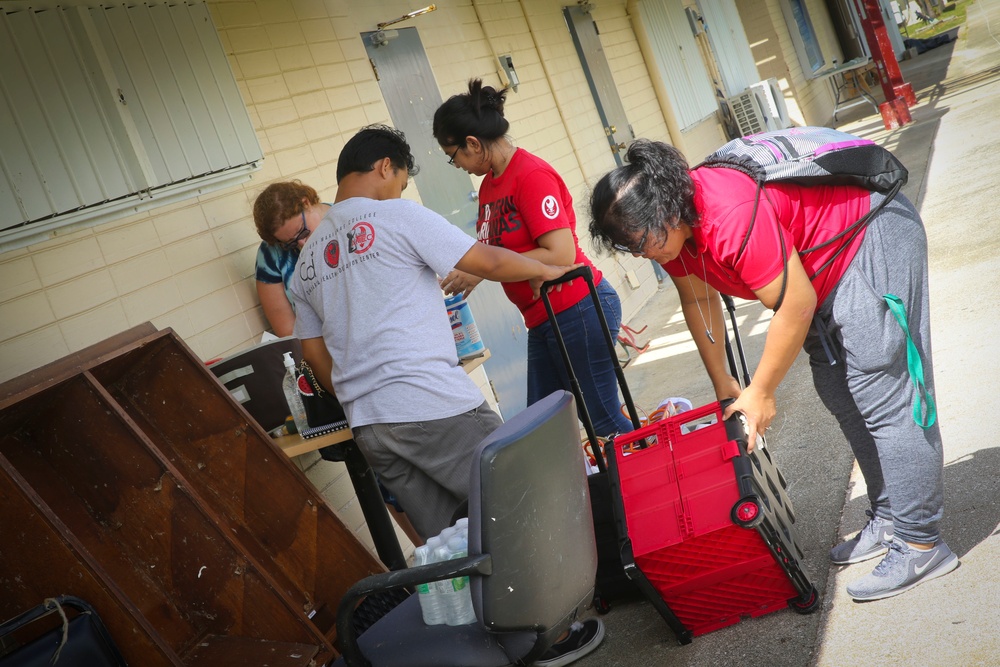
[854,0,915,129]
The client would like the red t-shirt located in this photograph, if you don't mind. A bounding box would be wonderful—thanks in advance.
[663,167,871,307]
[477,148,601,328]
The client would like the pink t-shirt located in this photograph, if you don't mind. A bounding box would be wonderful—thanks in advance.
[663,167,871,307]
[477,148,601,328]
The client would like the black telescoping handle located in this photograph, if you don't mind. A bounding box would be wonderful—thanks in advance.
[539,266,642,474]
[720,293,752,388]
[540,265,592,290]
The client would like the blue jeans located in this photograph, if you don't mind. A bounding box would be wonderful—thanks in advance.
[527,278,635,438]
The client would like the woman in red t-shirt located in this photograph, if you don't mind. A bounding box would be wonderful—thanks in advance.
[588,138,954,604]
[432,79,634,440]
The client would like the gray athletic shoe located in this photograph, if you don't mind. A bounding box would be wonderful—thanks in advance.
[830,510,893,565]
[847,539,959,601]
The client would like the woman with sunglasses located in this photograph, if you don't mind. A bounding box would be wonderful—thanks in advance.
[432,79,634,439]
[252,181,329,336]
[588,138,956,603]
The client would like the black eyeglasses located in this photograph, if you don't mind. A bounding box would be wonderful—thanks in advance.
[611,228,650,255]
[447,146,460,166]
[279,212,310,251]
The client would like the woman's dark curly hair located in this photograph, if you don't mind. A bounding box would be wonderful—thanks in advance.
[433,78,510,149]
[589,140,698,254]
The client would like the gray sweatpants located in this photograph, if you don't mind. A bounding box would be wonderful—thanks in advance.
[803,191,944,545]
[352,401,503,540]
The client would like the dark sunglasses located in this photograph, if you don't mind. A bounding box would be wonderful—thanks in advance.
[611,228,650,255]
[280,212,310,251]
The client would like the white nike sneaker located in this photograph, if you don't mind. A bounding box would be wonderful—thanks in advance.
[847,539,959,601]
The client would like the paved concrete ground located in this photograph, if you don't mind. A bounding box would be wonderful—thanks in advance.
[576,4,1000,665]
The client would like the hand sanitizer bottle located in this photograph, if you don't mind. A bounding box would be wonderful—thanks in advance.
[281,352,309,435]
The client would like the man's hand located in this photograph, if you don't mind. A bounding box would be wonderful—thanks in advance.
[529,263,582,299]
[440,269,483,298]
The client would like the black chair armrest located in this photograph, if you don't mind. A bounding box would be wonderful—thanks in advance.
[336,554,493,667]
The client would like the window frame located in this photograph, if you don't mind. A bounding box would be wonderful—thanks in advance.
[0,1,261,253]
[779,0,827,77]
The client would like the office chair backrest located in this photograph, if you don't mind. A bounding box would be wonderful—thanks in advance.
[468,390,597,633]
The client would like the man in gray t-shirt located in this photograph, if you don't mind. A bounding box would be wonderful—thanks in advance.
[287,125,573,539]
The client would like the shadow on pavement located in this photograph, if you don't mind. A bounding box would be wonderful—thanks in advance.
[939,446,1000,558]
[841,445,1000,561]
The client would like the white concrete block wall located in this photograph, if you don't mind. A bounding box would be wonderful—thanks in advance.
[600,7,672,144]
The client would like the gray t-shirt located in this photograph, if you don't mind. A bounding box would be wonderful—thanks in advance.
[290,197,482,427]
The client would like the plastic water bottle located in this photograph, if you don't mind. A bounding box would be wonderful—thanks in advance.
[281,352,309,435]
[431,543,460,623]
[444,535,476,625]
[414,544,446,625]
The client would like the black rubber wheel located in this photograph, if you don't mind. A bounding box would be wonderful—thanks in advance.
[730,496,763,528]
[789,586,820,614]
[593,594,612,615]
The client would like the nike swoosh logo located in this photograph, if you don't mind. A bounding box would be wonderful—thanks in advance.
[913,557,936,576]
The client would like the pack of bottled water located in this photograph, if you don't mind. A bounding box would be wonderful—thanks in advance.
[413,517,476,626]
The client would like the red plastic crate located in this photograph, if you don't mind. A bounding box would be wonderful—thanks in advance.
[610,401,816,637]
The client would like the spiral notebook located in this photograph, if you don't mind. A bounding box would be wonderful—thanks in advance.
[300,419,350,439]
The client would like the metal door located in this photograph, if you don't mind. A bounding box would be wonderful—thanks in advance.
[362,27,528,418]
[563,5,635,166]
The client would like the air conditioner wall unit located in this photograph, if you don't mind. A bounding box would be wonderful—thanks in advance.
[749,77,792,130]
[724,89,768,137]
